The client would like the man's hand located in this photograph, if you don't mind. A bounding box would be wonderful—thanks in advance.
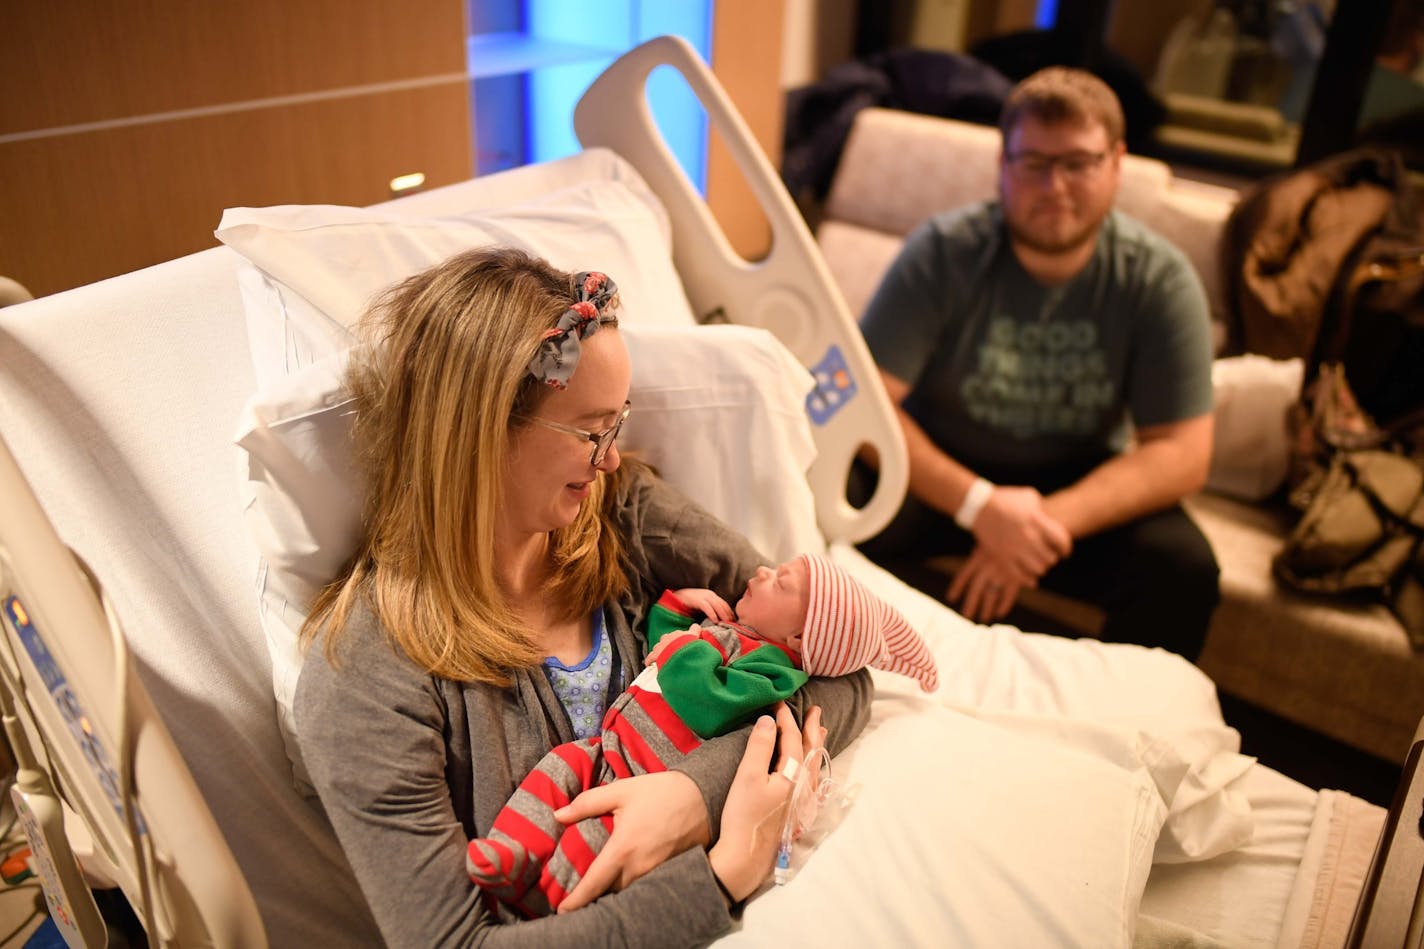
[971,485,1072,582]
[947,546,1025,623]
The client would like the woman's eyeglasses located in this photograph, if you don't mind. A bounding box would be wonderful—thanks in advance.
[518,401,631,466]
[1004,150,1109,182]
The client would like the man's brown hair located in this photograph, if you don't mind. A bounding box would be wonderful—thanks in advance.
[999,66,1126,145]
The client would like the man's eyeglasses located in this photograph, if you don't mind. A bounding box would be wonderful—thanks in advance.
[518,401,631,466]
[1004,150,1109,182]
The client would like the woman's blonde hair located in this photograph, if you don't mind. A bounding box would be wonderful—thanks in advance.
[301,247,630,684]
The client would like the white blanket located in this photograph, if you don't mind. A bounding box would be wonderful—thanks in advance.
[706,547,1257,948]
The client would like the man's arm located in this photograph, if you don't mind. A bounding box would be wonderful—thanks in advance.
[880,370,978,519]
[1043,413,1214,538]
[879,369,1071,584]
[1047,232,1216,539]
[948,414,1213,624]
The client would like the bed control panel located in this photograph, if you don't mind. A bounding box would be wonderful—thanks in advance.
[0,595,109,947]
[806,345,858,427]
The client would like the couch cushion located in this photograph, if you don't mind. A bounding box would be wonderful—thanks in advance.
[1206,355,1303,501]
[816,220,905,321]
[824,109,1002,239]
[1188,491,1424,763]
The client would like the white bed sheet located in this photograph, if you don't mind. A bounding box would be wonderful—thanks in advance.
[0,249,383,946]
[1140,762,1318,947]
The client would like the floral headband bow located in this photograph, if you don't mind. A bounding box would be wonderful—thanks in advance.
[528,271,620,389]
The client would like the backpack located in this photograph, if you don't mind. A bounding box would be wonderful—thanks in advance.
[1276,364,1424,648]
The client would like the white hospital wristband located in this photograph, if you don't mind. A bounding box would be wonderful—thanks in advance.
[954,477,994,530]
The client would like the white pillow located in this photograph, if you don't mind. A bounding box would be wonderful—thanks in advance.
[621,326,822,562]
[826,544,1257,866]
[217,172,699,389]
[235,323,823,789]
[1207,355,1303,501]
[724,702,1169,948]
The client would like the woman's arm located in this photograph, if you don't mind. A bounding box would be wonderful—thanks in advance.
[614,465,873,834]
[557,704,826,912]
[789,669,873,758]
[294,608,733,949]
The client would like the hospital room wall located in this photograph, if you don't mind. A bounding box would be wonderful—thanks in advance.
[0,1,474,300]
[707,0,787,261]
[0,2,792,299]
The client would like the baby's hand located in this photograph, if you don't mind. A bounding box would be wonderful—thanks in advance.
[673,588,734,623]
[646,627,700,667]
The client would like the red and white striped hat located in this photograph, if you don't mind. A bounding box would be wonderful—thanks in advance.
[798,554,938,692]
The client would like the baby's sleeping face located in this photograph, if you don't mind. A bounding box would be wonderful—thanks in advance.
[735,557,810,651]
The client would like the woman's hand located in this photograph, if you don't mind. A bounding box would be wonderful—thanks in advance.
[554,770,711,912]
[708,703,825,903]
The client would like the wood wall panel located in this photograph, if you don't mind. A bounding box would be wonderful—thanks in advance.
[0,1,467,134]
[708,0,785,261]
[0,3,469,298]
[994,0,1040,35]
[0,83,471,298]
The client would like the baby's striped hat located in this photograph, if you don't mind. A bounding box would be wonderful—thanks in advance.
[798,554,938,692]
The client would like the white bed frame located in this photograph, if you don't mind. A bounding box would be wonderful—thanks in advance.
[576,38,907,543]
[0,437,264,947]
[0,34,1417,948]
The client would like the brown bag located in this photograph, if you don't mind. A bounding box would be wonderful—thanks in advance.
[1275,448,1424,649]
[1285,363,1387,504]
[1277,364,1424,648]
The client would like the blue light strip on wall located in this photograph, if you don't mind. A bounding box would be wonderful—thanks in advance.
[1036,0,1059,29]
[635,1,711,192]
[524,0,712,190]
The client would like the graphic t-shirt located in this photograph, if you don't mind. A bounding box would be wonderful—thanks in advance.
[860,202,1213,485]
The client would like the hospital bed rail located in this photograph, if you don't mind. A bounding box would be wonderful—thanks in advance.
[0,431,264,948]
[575,34,908,546]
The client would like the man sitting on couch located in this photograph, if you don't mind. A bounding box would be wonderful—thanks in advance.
[856,67,1219,660]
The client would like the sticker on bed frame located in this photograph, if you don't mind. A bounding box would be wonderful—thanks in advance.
[806,344,858,426]
[3,595,144,834]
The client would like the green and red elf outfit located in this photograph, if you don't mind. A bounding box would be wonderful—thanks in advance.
[466,555,938,919]
[464,592,811,918]
[644,590,813,736]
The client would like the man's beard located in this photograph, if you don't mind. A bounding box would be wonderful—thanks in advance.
[1005,209,1100,256]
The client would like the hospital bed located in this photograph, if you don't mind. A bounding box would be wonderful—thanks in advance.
[0,35,1417,948]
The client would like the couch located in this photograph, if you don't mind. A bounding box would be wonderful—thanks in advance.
[815,107,1424,764]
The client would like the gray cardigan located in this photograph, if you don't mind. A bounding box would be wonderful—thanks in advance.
[295,464,872,948]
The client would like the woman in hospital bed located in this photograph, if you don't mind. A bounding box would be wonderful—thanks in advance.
[292,248,871,947]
